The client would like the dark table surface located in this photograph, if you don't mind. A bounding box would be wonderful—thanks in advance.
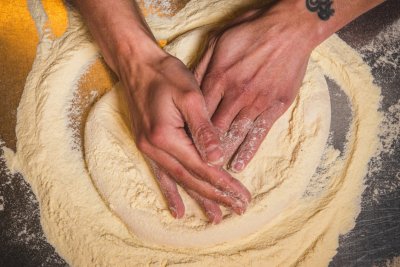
[0,1,399,266]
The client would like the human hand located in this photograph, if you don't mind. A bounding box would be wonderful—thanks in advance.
[195,4,316,173]
[74,0,384,224]
[117,45,251,223]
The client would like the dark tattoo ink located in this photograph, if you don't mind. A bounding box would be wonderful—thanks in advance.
[306,0,335,21]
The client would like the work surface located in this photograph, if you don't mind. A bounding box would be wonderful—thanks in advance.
[0,1,399,266]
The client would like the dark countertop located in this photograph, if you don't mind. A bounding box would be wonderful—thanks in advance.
[0,1,399,266]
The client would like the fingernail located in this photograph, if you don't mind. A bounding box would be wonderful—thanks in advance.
[206,211,220,224]
[208,155,224,166]
[212,215,222,224]
[233,199,246,215]
[206,145,224,166]
[170,206,177,218]
[231,161,244,173]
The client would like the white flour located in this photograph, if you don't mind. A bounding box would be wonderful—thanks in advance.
[3,0,384,266]
[361,19,400,75]
[84,62,330,246]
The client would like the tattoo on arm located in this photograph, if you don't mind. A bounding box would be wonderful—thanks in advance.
[306,0,335,21]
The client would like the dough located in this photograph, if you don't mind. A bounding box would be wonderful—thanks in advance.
[7,0,382,266]
[84,60,331,247]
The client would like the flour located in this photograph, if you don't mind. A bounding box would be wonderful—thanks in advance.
[5,0,383,266]
[366,99,400,204]
[84,61,330,246]
[143,0,174,15]
[0,141,66,265]
[358,19,400,205]
[361,19,400,77]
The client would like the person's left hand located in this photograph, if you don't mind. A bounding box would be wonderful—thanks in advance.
[195,4,316,172]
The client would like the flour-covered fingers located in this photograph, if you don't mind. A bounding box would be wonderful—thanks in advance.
[159,130,251,206]
[221,116,254,165]
[185,188,223,224]
[220,99,270,165]
[144,145,248,214]
[210,95,244,133]
[230,105,284,172]
[177,90,224,166]
[149,160,185,218]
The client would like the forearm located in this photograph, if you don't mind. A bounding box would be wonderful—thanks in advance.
[70,0,164,74]
[307,0,385,44]
[260,0,385,50]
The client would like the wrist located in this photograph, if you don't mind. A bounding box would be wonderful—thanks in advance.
[109,27,168,77]
[267,0,385,49]
[76,0,167,74]
[259,0,337,50]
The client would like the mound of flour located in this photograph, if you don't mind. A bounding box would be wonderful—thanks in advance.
[5,0,381,266]
[84,59,330,247]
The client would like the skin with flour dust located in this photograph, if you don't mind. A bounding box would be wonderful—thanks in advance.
[71,0,385,223]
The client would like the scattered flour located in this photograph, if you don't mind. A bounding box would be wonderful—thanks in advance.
[0,141,66,265]
[361,19,400,79]
[358,19,400,205]
[142,0,175,16]
[366,99,400,204]
[3,0,387,266]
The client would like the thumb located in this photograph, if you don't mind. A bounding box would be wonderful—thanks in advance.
[193,37,216,85]
[179,91,224,166]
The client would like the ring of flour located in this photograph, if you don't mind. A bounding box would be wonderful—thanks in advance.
[84,57,331,247]
[11,0,381,265]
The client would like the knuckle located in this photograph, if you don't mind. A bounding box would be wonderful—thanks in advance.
[238,78,253,94]
[206,71,227,86]
[170,166,186,182]
[136,135,150,153]
[194,123,215,143]
[182,90,202,106]
[252,100,266,114]
[274,97,292,114]
[148,126,167,147]
[278,92,296,107]
[278,96,290,106]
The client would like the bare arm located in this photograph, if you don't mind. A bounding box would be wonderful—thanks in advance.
[71,0,252,223]
[307,0,385,44]
[195,0,385,172]
[70,0,157,72]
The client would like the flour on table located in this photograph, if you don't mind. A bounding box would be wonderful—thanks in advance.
[361,18,400,76]
[84,60,330,246]
[7,0,382,266]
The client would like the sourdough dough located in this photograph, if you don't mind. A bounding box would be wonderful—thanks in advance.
[7,0,381,266]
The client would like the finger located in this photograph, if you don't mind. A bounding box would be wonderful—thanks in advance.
[221,117,253,164]
[230,103,286,172]
[193,37,216,84]
[156,129,251,206]
[201,75,224,117]
[221,103,266,163]
[142,142,248,214]
[185,189,223,224]
[210,95,244,133]
[177,90,224,166]
[149,160,185,218]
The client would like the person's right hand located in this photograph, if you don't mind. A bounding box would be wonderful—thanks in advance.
[116,42,251,223]
[72,0,250,223]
